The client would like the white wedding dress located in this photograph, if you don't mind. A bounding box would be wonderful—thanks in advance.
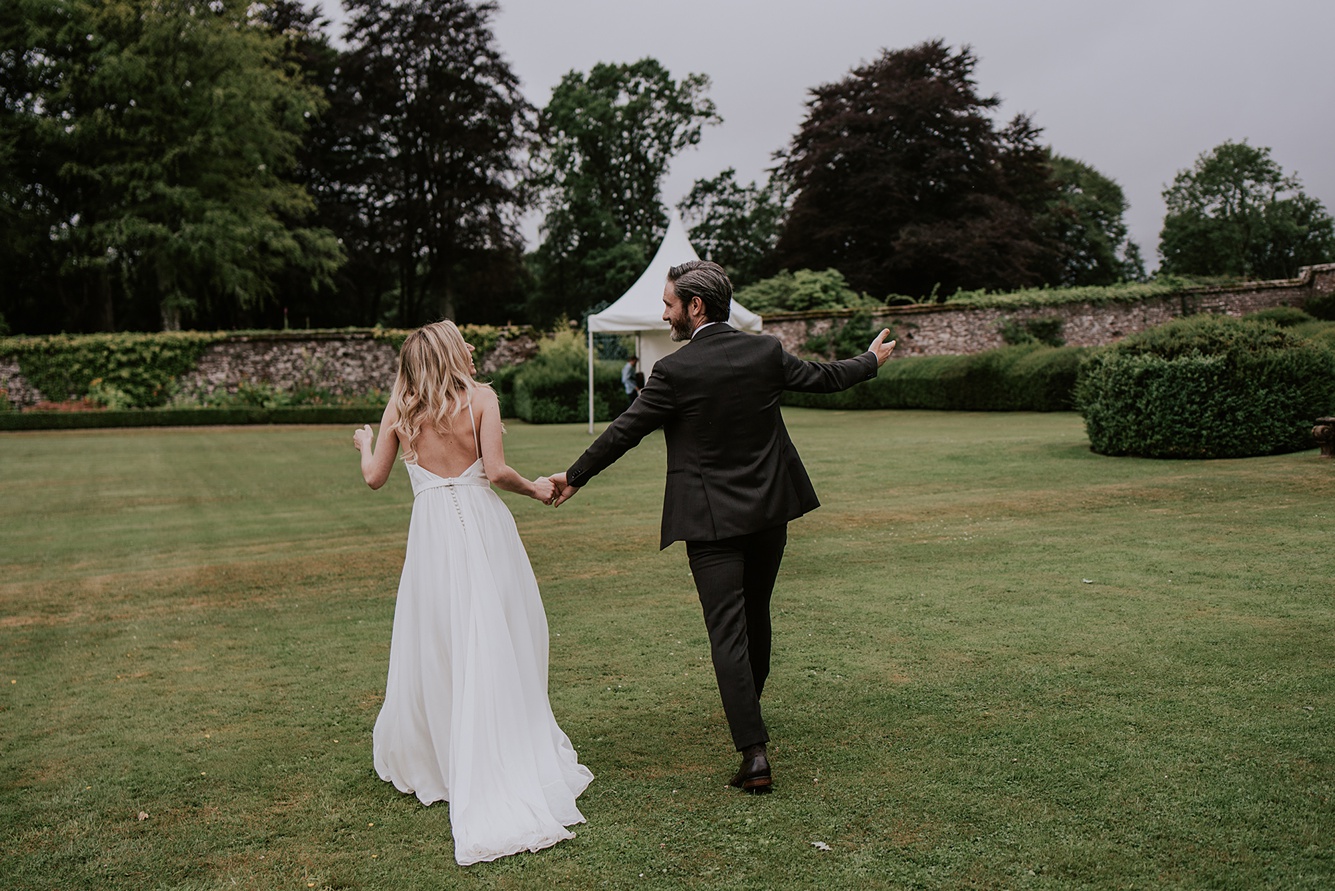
[372,404,593,866]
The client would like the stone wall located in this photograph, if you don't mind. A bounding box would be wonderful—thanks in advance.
[176,332,397,400]
[176,330,541,399]
[0,356,35,406]
[761,264,1335,357]
[1,329,541,408]
[3,265,1331,408]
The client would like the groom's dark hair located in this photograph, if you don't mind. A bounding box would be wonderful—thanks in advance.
[667,260,732,323]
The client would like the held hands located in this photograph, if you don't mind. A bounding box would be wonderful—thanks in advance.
[530,475,556,505]
[546,471,580,508]
[868,329,897,367]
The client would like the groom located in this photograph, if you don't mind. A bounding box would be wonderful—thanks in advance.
[550,260,895,793]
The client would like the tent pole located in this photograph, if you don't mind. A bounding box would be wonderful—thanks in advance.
[587,327,595,435]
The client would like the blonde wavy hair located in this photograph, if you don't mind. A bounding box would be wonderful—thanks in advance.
[388,321,487,463]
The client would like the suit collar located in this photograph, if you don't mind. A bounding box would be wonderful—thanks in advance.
[690,322,735,341]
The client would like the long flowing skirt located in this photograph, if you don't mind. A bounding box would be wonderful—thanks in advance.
[373,461,593,866]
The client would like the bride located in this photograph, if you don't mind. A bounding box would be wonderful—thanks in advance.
[352,320,593,866]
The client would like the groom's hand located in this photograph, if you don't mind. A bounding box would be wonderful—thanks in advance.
[548,472,581,508]
[868,328,897,367]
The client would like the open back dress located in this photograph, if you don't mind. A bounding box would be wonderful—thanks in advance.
[372,400,594,865]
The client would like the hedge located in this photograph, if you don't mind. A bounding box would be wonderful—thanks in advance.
[481,363,521,418]
[783,344,1088,412]
[1075,315,1335,458]
[1305,291,1335,321]
[942,278,1193,310]
[512,359,625,424]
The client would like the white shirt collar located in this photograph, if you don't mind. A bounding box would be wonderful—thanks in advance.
[690,321,720,340]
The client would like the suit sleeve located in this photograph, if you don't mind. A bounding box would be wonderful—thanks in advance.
[781,348,879,393]
[566,365,676,487]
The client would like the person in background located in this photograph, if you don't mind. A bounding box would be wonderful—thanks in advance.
[621,355,641,407]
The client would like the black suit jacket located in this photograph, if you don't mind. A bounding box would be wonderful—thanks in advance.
[566,324,878,549]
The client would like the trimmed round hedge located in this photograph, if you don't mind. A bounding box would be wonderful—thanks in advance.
[1075,315,1335,458]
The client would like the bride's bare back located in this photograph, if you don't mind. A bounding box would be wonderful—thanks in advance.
[408,405,482,478]
[353,321,553,504]
[356,386,553,503]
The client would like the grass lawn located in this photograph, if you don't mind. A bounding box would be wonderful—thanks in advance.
[1,410,1331,890]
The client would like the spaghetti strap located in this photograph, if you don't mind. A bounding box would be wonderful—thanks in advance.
[466,397,481,460]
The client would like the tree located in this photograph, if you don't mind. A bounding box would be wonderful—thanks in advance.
[678,168,787,288]
[1039,153,1145,286]
[1159,140,1335,280]
[338,0,532,325]
[0,0,58,329]
[529,58,720,323]
[252,0,366,329]
[774,40,1061,300]
[0,0,343,332]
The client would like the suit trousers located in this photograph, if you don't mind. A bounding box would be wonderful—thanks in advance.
[686,524,788,751]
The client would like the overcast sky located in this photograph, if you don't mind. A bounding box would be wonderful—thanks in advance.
[329,0,1334,271]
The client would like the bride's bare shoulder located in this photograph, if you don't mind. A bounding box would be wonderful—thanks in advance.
[471,384,500,411]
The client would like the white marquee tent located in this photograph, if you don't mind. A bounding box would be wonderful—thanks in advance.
[585,210,763,432]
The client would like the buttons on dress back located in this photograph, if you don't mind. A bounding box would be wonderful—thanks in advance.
[447,486,466,530]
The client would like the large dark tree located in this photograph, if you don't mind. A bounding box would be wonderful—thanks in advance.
[253,0,371,329]
[0,0,60,330]
[1159,140,1335,280]
[529,58,719,323]
[1,0,342,332]
[774,40,1060,300]
[337,0,532,325]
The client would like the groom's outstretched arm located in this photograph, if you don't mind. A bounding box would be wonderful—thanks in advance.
[781,328,895,392]
[560,365,676,497]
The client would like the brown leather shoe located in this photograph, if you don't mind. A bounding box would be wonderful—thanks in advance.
[728,748,772,794]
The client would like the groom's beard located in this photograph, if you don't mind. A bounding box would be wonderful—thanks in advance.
[669,314,694,342]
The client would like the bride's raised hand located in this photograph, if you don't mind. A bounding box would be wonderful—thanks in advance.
[531,475,556,505]
[353,424,373,451]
